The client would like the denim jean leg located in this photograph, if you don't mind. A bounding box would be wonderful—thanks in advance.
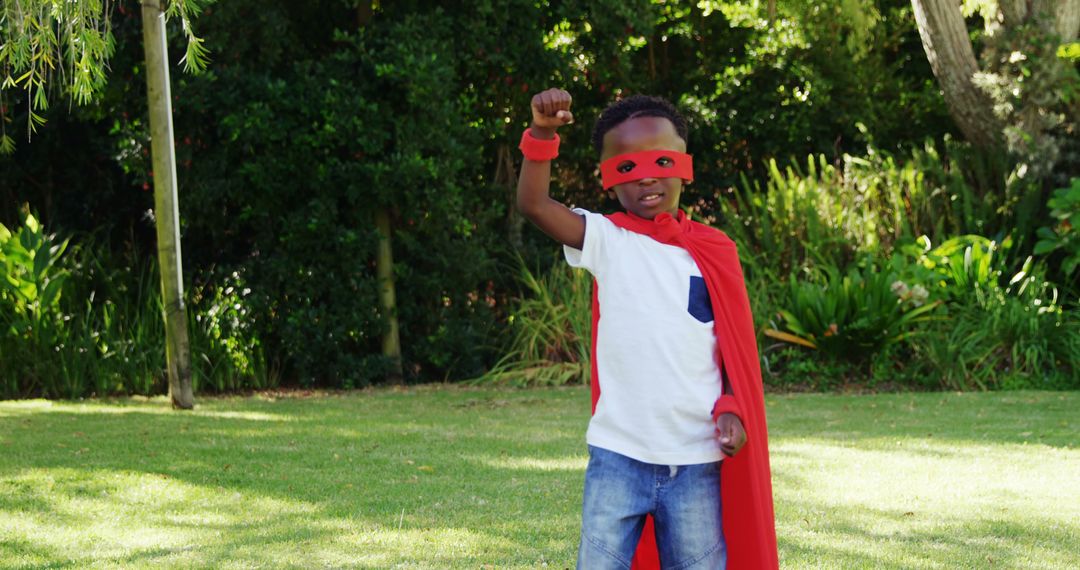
[653,460,726,570]
[577,446,652,570]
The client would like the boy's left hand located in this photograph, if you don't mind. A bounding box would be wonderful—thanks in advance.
[716,413,747,457]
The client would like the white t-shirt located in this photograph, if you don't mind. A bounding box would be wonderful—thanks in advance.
[565,209,723,465]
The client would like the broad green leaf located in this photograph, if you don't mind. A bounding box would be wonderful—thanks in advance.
[16,280,37,302]
[41,277,64,309]
[1032,240,1059,255]
[33,241,50,281]
[24,213,40,234]
[19,228,36,256]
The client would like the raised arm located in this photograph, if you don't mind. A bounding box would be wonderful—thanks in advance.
[516,88,586,250]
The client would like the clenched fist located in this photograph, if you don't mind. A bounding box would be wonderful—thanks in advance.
[717,413,747,457]
[530,88,574,138]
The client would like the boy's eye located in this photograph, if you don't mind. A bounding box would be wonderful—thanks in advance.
[656,156,674,167]
[616,161,636,174]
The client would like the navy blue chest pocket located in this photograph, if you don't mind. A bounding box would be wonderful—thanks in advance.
[687,276,714,323]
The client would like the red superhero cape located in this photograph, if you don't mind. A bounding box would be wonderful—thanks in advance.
[589,210,779,570]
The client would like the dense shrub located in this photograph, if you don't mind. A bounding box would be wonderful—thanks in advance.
[0,211,266,399]
[1035,178,1080,291]
[478,260,591,387]
[0,210,73,396]
[1,0,1070,394]
[766,259,941,363]
[742,152,1078,390]
[174,13,509,386]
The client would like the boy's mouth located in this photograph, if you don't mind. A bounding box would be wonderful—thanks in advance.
[639,191,664,206]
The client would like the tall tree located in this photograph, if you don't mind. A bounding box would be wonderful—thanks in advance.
[357,2,403,383]
[0,0,205,408]
[911,0,1080,153]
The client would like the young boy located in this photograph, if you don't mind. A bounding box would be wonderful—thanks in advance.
[516,88,778,570]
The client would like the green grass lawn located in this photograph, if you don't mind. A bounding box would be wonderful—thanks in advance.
[1,387,1077,569]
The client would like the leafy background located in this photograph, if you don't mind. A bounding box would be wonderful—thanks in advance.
[1,0,1077,398]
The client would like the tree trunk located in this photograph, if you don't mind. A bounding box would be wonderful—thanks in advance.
[910,0,1003,150]
[494,143,523,250]
[356,4,401,384]
[1037,0,1080,41]
[997,0,1030,28]
[1001,0,1080,40]
[375,208,404,383]
[141,0,194,409]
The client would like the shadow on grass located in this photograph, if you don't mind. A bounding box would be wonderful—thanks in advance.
[0,536,81,569]
[777,500,1080,569]
[2,388,1078,568]
[0,390,588,567]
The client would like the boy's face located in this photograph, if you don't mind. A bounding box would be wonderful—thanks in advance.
[601,116,687,220]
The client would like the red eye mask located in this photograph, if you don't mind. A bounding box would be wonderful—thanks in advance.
[599,150,694,190]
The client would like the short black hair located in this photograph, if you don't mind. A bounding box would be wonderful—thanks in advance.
[591,94,689,156]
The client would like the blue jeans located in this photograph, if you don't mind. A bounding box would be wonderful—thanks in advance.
[577,445,726,570]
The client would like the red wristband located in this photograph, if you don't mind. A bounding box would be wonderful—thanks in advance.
[712,395,743,425]
[519,128,560,161]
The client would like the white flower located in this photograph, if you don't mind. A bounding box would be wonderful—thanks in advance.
[910,285,929,307]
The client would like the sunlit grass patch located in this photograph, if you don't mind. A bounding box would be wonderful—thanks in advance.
[766,391,1079,569]
[471,454,587,472]
[1,387,1077,568]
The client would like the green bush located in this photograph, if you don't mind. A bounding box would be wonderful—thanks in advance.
[1035,177,1080,289]
[0,211,164,398]
[69,252,166,397]
[722,156,855,275]
[766,258,941,363]
[717,137,1074,392]
[903,236,1078,389]
[187,269,277,393]
[0,210,276,399]
[719,146,972,278]
[171,11,508,386]
[1,0,1067,393]
[910,280,1077,390]
[476,260,591,387]
[0,209,72,397]
[718,135,1057,278]
[760,341,919,391]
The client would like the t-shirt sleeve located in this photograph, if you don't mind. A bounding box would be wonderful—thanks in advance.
[563,209,617,277]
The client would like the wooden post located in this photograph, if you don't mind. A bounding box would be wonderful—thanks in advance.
[141,0,194,409]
